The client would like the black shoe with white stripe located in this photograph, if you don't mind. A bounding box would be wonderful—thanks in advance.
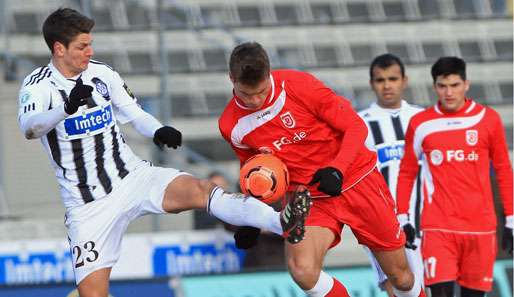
[280,186,312,244]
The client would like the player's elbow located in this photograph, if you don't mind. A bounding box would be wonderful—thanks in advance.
[24,125,43,139]
[24,129,37,139]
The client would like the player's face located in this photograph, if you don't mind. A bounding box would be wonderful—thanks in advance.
[370,64,407,109]
[55,33,94,77]
[434,74,469,113]
[232,77,272,110]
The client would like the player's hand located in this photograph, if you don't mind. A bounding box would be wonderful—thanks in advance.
[309,167,343,196]
[65,77,92,115]
[502,216,513,255]
[234,226,260,249]
[403,224,417,250]
[153,126,182,149]
[397,214,417,250]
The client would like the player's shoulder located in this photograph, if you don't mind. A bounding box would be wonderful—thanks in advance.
[21,65,52,89]
[218,99,239,135]
[87,59,116,74]
[409,106,436,126]
[479,103,502,122]
[403,101,424,112]
[357,105,375,118]
[273,69,316,84]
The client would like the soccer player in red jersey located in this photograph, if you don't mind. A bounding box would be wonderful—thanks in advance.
[397,56,513,297]
[219,42,425,297]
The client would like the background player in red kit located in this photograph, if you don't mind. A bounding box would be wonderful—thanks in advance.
[219,42,425,297]
[397,56,513,297]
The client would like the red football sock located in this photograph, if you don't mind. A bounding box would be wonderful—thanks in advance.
[418,288,426,297]
[325,278,350,297]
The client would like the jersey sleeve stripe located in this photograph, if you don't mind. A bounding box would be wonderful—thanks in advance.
[35,69,52,84]
[25,67,47,86]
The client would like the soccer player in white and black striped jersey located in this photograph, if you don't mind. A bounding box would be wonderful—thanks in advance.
[17,8,309,297]
[358,54,424,297]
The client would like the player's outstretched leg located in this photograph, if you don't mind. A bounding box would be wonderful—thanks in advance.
[281,186,312,244]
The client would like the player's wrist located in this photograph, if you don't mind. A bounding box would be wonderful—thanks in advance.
[506,215,513,229]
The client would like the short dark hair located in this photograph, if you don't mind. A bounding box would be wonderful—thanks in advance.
[229,42,270,86]
[369,53,405,80]
[42,8,95,53]
[431,56,466,82]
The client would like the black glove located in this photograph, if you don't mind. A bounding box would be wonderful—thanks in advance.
[64,78,93,115]
[153,126,182,149]
[502,226,513,255]
[403,223,417,250]
[234,226,260,249]
[309,167,343,196]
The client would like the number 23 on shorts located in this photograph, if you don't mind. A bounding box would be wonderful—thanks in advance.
[72,241,99,268]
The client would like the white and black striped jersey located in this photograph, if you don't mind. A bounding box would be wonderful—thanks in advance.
[358,101,424,235]
[18,61,148,209]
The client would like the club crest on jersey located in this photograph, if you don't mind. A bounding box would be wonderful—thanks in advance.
[466,130,478,146]
[430,149,443,166]
[92,77,109,98]
[280,111,296,128]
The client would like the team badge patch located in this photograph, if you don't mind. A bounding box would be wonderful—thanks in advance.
[19,92,30,104]
[92,78,109,97]
[466,130,478,146]
[280,111,296,128]
[430,149,443,166]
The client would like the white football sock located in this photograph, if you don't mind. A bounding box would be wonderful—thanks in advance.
[207,187,282,235]
[305,271,334,297]
[392,271,421,297]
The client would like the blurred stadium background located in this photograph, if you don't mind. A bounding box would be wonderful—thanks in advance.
[0,0,512,296]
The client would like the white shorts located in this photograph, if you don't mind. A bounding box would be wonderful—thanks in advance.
[64,163,190,284]
[364,237,424,289]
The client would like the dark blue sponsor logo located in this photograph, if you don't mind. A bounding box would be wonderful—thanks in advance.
[0,252,73,285]
[152,243,244,277]
[377,144,404,164]
[64,105,113,137]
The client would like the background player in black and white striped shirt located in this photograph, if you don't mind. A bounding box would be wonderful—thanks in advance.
[358,54,424,296]
[17,8,308,297]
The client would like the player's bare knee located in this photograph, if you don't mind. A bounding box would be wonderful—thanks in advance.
[164,177,213,213]
[388,269,414,291]
[287,258,321,289]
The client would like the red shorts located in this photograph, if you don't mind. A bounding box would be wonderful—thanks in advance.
[304,169,405,250]
[422,230,496,291]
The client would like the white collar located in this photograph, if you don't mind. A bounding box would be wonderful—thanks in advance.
[48,60,83,88]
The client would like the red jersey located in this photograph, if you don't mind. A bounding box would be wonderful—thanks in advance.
[219,69,376,197]
[397,99,513,232]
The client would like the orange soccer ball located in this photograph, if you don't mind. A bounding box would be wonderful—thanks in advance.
[239,153,290,204]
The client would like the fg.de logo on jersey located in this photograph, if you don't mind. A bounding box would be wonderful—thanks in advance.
[280,111,296,128]
[466,130,478,146]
